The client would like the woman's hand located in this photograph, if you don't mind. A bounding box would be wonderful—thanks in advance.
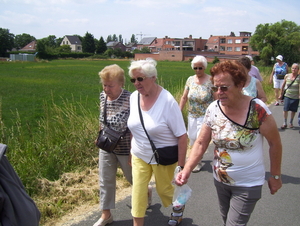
[175,169,191,186]
[268,177,282,194]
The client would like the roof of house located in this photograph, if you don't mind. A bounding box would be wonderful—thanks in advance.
[138,37,156,45]
[65,35,82,45]
[20,40,37,51]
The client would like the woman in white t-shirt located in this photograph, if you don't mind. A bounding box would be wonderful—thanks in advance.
[175,60,282,226]
[127,58,187,226]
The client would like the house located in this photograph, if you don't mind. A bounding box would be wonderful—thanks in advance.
[106,41,126,52]
[134,32,258,62]
[206,31,258,56]
[19,41,37,52]
[60,36,82,52]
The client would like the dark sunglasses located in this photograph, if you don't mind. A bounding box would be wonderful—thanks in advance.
[193,67,203,70]
[130,76,146,83]
[211,85,231,92]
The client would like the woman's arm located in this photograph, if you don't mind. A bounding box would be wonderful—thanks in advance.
[175,124,211,185]
[179,89,189,111]
[260,114,282,194]
[256,80,267,102]
[177,133,187,167]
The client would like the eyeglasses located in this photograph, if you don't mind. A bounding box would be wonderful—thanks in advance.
[211,85,231,92]
[130,76,146,83]
[193,67,203,70]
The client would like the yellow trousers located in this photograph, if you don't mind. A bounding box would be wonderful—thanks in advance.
[131,154,177,218]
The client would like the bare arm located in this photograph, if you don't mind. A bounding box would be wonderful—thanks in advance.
[269,65,275,84]
[260,114,282,194]
[175,124,211,185]
[179,89,189,111]
[177,133,188,167]
[256,80,267,102]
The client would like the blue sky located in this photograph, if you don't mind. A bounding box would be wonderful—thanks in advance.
[1,0,300,42]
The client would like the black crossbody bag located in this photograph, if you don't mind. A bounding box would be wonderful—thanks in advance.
[96,96,128,152]
[138,93,178,165]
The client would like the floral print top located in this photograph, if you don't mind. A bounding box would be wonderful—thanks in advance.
[185,75,214,118]
[204,98,271,187]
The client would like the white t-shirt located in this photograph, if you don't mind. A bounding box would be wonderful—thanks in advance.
[204,99,271,187]
[128,89,186,164]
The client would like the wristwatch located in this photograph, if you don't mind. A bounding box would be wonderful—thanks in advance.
[271,175,281,179]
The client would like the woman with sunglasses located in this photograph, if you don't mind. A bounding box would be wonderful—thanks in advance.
[179,55,216,173]
[127,58,187,226]
[175,60,282,226]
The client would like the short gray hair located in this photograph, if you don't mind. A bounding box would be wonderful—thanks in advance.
[128,58,157,78]
[191,55,207,69]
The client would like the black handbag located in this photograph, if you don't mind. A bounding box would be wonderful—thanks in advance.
[96,96,128,152]
[138,93,178,165]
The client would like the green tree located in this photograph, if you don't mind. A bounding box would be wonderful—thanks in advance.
[14,33,36,49]
[106,35,112,43]
[82,32,95,53]
[130,34,137,44]
[112,34,117,41]
[250,20,300,65]
[96,36,107,54]
[118,34,123,43]
[0,28,14,57]
[56,45,71,53]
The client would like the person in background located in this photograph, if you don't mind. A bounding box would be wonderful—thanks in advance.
[269,55,289,106]
[127,58,187,226]
[93,64,132,226]
[179,55,216,173]
[175,60,282,226]
[238,56,267,102]
[246,55,263,82]
[279,63,300,129]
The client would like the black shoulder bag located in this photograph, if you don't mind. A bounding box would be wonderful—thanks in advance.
[280,74,299,100]
[138,93,178,165]
[96,96,128,152]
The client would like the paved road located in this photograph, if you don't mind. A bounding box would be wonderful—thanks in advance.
[68,103,300,226]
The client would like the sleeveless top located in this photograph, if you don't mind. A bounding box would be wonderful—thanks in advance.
[243,76,257,98]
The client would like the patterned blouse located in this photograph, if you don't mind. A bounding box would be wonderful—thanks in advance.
[99,89,131,155]
[204,99,271,187]
[185,75,214,118]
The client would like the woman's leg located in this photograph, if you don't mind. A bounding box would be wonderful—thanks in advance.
[131,155,152,225]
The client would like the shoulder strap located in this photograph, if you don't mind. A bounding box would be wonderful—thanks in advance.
[285,74,299,91]
[103,95,108,125]
[137,94,157,161]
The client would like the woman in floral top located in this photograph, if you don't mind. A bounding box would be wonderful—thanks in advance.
[179,55,216,172]
[175,60,282,226]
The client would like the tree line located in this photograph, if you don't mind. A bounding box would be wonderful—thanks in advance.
[1,20,300,64]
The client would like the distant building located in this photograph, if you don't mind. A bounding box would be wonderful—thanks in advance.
[106,41,127,52]
[60,36,82,52]
[19,41,37,52]
[135,32,258,62]
[206,31,258,56]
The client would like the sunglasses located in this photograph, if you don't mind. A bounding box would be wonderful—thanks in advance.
[193,67,203,70]
[211,85,231,92]
[130,76,146,83]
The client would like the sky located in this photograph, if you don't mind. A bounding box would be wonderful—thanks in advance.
[1,0,300,43]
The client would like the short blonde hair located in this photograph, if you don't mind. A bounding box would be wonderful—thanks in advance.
[98,64,125,86]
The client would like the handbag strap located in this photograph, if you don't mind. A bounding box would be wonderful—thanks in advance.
[103,95,108,125]
[285,74,299,91]
[137,93,158,163]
